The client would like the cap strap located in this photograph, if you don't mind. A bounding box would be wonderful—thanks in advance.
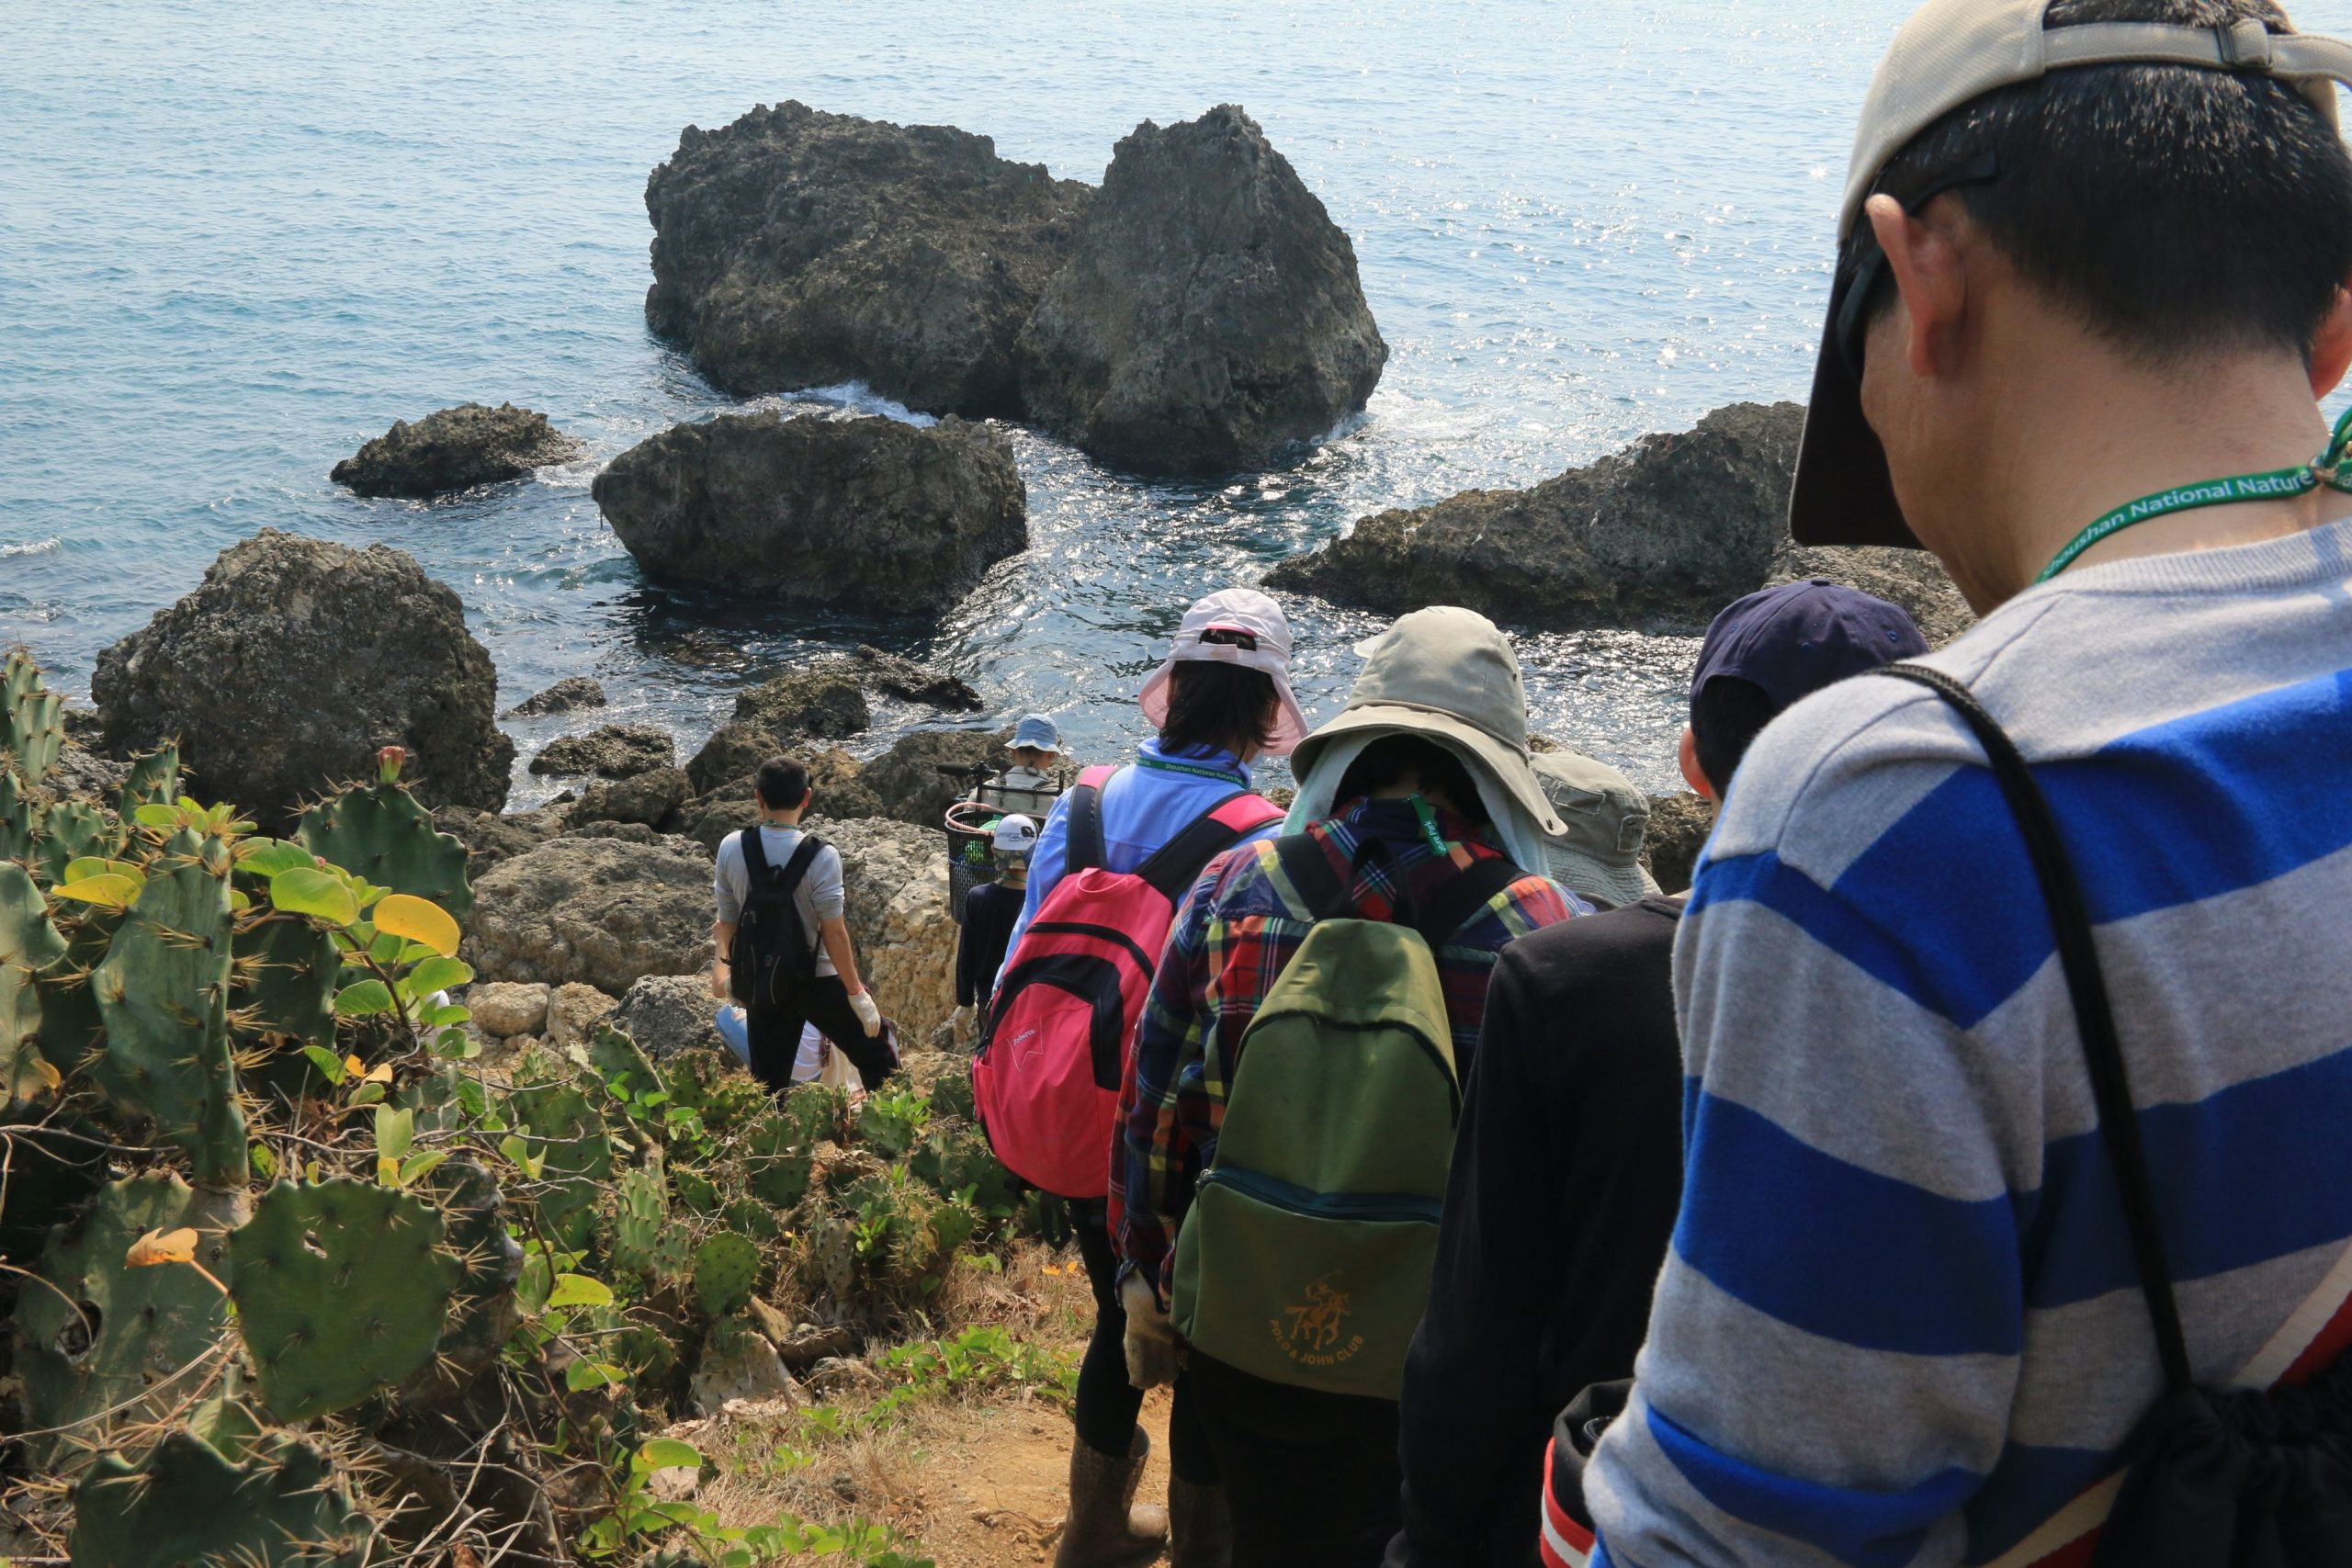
[2037,20,2352,126]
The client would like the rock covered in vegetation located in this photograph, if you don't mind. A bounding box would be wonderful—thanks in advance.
[825,816,957,1038]
[1769,539,1976,647]
[464,836,714,996]
[642,100,1092,414]
[330,402,585,498]
[1269,401,1804,631]
[504,677,606,718]
[528,722,674,779]
[613,974,727,1060]
[1641,792,1716,896]
[93,530,514,826]
[1016,105,1386,475]
[593,412,1027,615]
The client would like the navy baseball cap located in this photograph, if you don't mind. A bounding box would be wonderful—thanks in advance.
[1690,580,1928,716]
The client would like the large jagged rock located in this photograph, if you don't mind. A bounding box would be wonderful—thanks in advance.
[643,100,1092,414]
[685,648,978,795]
[594,412,1027,615]
[1017,105,1386,476]
[678,748,881,855]
[1770,540,1976,648]
[464,837,714,996]
[94,530,514,826]
[529,723,674,779]
[1640,793,1717,897]
[574,767,691,828]
[505,677,606,719]
[1269,402,1804,632]
[434,805,567,874]
[613,974,726,1060]
[825,817,957,1039]
[331,402,585,498]
[857,728,1012,829]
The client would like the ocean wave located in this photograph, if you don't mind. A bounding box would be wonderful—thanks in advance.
[0,537,61,559]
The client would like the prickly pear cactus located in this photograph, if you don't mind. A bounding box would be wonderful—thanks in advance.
[910,1126,1021,1215]
[296,774,471,919]
[32,798,119,887]
[928,1062,977,1122]
[88,828,245,1184]
[71,1430,368,1568]
[1,651,62,788]
[692,1230,762,1317]
[227,1178,458,1422]
[0,863,65,1105]
[722,1194,783,1243]
[15,1173,234,1461]
[781,1080,850,1149]
[610,1166,667,1279]
[742,1112,815,1209]
[231,912,339,1050]
[664,1045,771,1133]
[119,741,180,813]
[409,1157,523,1406]
[0,771,28,863]
[508,1048,614,1250]
[805,1213,856,1303]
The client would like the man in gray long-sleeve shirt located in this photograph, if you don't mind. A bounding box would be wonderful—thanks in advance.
[1572,4,2352,1565]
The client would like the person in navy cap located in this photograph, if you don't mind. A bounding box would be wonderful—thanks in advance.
[1389,581,1927,1568]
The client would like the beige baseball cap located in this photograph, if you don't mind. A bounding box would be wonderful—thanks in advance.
[1791,0,2352,548]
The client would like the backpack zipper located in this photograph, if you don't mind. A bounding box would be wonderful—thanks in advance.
[1197,1165,1442,1225]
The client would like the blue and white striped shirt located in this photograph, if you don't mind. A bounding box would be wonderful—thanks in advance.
[1585,520,2352,1568]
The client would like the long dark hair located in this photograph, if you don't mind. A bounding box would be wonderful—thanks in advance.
[1158,635,1279,757]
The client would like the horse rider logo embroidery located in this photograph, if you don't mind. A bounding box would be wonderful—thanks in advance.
[1274,1274,1366,1367]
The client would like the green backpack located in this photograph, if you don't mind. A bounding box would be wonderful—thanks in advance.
[1170,834,1524,1400]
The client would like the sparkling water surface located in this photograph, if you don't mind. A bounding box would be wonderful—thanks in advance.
[15,2,2325,802]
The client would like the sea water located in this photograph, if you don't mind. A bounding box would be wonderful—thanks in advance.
[12,2,2326,800]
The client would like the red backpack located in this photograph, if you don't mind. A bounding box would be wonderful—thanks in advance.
[973,764,1283,1200]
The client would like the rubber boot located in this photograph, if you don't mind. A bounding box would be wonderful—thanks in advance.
[1168,1473,1234,1568]
[1055,1427,1169,1568]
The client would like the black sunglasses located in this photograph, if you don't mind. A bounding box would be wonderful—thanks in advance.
[1833,151,2002,378]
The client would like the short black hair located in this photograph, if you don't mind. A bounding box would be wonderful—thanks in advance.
[1158,660,1278,758]
[1333,734,1493,826]
[1690,677,1781,800]
[754,755,810,812]
[1851,0,2352,367]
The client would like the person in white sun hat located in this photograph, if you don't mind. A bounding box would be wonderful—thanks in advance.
[995,587,1298,1568]
[1559,4,2352,1568]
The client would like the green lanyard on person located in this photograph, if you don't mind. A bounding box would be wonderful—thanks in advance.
[2036,404,2352,583]
[1409,795,1453,856]
[1136,754,1245,784]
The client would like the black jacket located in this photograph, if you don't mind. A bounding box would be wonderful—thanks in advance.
[1388,897,1687,1568]
[956,878,1024,1008]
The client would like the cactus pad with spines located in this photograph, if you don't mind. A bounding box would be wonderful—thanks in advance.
[70,1430,368,1568]
[1,652,62,788]
[228,1178,458,1422]
[0,771,28,864]
[742,1111,817,1209]
[412,1156,522,1404]
[296,776,472,919]
[232,913,340,1049]
[910,1126,1021,1214]
[693,1230,762,1317]
[611,1165,667,1279]
[119,742,181,813]
[722,1194,784,1243]
[0,863,65,1105]
[32,798,119,886]
[88,828,245,1185]
[16,1172,233,1459]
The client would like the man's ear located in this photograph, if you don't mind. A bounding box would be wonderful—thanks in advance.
[1677,728,1714,802]
[797,788,815,815]
[1865,191,1972,379]
[2310,283,2352,398]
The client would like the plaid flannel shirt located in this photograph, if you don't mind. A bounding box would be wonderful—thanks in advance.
[1114,796,1578,1301]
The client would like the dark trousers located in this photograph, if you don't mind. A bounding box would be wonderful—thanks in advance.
[1189,1351,1402,1568]
[1070,1199,1216,1483]
[741,975,898,1094]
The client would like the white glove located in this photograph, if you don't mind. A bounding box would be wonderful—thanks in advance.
[951,1004,978,1040]
[847,987,883,1038]
[1120,1273,1181,1390]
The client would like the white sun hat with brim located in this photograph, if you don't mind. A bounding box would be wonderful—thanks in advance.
[991,813,1039,854]
[1282,606,1566,875]
[1137,588,1311,757]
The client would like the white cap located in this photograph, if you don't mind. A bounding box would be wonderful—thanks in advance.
[1137,588,1311,757]
[992,813,1038,853]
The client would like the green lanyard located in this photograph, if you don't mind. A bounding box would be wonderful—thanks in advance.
[2036,405,2352,584]
[1136,755,1245,785]
[1408,795,1453,857]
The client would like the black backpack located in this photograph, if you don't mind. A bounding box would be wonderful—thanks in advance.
[730,827,825,1014]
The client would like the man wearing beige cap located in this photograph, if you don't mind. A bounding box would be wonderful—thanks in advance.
[1114,605,1575,1566]
[1566,4,2352,1567]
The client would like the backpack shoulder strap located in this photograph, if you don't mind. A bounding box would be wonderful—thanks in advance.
[1871,662,2192,1395]
[776,834,825,896]
[1272,832,1353,922]
[1066,766,1116,874]
[1137,790,1283,900]
[739,824,770,880]
[1412,853,1530,952]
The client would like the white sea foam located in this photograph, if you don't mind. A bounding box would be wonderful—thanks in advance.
[0,537,61,559]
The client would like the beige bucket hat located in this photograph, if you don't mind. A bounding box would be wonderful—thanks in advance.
[1791,0,2352,547]
[1532,750,1661,909]
[1288,606,1567,840]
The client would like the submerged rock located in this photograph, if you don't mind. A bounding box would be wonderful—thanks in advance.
[464,836,714,996]
[94,529,513,827]
[593,412,1027,615]
[1017,106,1385,476]
[643,100,1091,414]
[1268,401,1804,632]
[331,402,585,499]
[1769,539,1976,648]
[505,677,607,719]
[529,723,674,779]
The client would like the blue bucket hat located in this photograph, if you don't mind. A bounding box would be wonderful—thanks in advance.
[1012,714,1063,755]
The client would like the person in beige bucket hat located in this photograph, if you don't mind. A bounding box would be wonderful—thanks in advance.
[1529,750,1659,911]
[1569,3,2352,1567]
